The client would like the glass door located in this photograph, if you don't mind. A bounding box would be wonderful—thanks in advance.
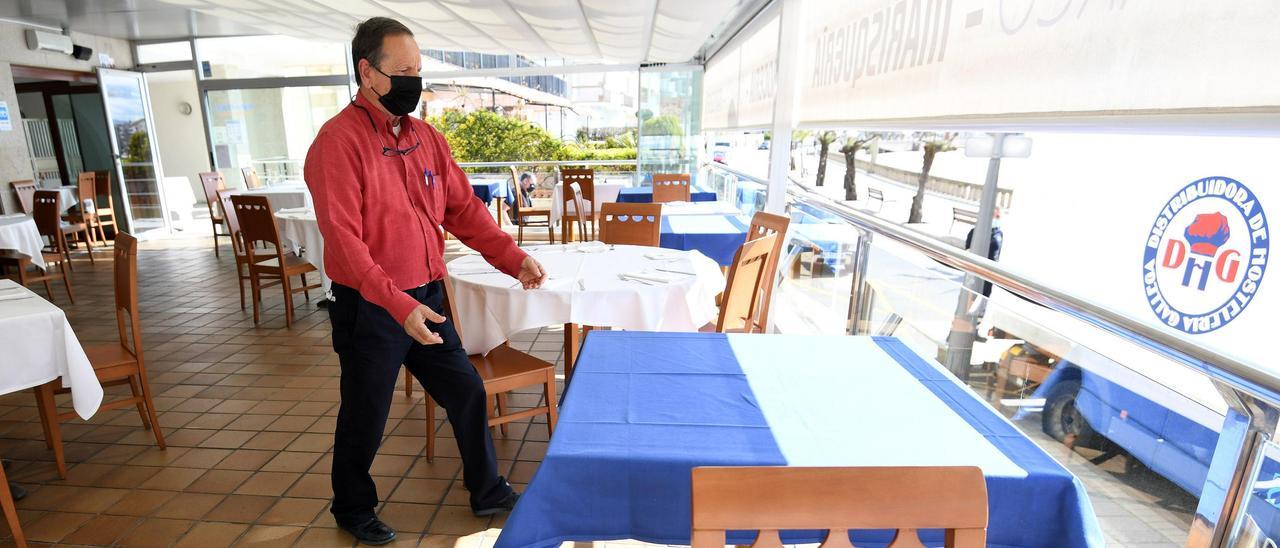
[97,68,169,235]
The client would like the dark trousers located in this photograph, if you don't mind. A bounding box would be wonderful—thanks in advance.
[328,281,510,526]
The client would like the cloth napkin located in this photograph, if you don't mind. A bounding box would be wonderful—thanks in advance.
[276,207,311,215]
[0,292,35,302]
[644,251,684,260]
[619,270,683,284]
[575,242,609,253]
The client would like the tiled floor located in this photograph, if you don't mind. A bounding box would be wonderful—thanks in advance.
[0,235,562,547]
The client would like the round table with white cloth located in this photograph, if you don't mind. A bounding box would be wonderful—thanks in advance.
[230,182,313,210]
[273,208,329,291]
[0,279,103,419]
[0,213,48,269]
[447,243,726,356]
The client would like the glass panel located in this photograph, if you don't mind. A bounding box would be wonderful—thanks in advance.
[205,86,347,187]
[101,69,165,232]
[1240,442,1280,546]
[638,69,703,177]
[196,36,346,79]
[137,41,193,64]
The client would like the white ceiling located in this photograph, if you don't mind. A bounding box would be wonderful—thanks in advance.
[149,0,757,64]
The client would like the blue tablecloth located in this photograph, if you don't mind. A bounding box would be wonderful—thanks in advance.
[496,332,1103,548]
[659,214,750,266]
[471,180,505,205]
[617,186,717,203]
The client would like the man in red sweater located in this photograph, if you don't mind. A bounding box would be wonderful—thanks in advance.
[304,17,546,545]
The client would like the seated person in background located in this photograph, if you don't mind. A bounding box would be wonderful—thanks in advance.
[501,172,536,224]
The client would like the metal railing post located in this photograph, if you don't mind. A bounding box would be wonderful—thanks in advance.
[1190,388,1278,547]
[846,227,873,335]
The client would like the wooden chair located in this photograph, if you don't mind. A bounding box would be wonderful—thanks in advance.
[198,172,233,257]
[90,170,118,241]
[745,211,790,328]
[63,172,105,244]
[566,182,590,242]
[230,194,321,328]
[11,180,37,215]
[218,189,252,309]
[242,165,264,189]
[600,202,662,247]
[711,232,778,333]
[560,168,595,241]
[0,248,73,304]
[652,173,692,203]
[690,466,988,548]
[0,462,24,548]
[33,232,166,479]
[507,167,553,245]
[33,190,94,269]
[411,275,558,460]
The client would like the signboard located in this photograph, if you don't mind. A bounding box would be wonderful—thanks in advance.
[795,0,1280,125]
[224,120,247,145]
[0,101,11,131]
[702,14,780,130]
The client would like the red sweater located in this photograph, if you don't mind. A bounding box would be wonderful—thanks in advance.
[304,93,527,324]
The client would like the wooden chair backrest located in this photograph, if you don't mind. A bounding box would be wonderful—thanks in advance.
[32,190,65,244]
[746,211,790,328]
[229,194,284,263]
[113,232,145,362]
[691,466,988,548]
[217,189,246,255]
[241,166,263,189]
[717,232,778,333]
[600,202,662,247]
[92,170,113,203]
[199,171,226,218]
[560,168,595,217]
[652,173,692,203]
[567,182,589,240]
[11,180,37,214]
[76,172,96,211]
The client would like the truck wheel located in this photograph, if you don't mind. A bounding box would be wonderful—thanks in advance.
[1043,379,1103,449]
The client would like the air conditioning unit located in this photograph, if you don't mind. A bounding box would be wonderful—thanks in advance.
[25,29,73,55]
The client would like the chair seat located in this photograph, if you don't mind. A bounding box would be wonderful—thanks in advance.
[84,343,139,370]
[252,254,316,275]
[469,345,554,384]
[60,221,86,234]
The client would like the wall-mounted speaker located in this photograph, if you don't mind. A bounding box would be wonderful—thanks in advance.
[72,45,93,61]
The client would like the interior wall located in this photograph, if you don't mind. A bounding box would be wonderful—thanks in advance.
[0,20,134,214]
[146,70,211,203]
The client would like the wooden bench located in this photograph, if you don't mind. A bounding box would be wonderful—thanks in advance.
[951,207,979,231]
[867,188,886,211]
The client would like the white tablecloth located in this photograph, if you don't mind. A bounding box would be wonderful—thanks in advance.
[230,183,313,210]
[0,214,47,269]
[0,279,103,419]
[448,244,725,355]
[274,208,329,291]
[550,181,627,224]
[49,185,79,213]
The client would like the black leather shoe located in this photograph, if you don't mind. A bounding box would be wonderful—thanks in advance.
[8,482,25,501]
[338,517,396,545]
[473,491,520,517]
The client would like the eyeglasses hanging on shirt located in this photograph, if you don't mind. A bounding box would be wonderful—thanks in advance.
[351,99,422,157]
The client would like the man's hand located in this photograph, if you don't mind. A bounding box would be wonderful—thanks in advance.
[403,304,446,345]
[518,256,548,289]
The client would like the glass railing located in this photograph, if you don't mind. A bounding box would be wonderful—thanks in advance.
[725,163,1280,547]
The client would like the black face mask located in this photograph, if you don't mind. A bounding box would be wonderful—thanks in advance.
[369,64,422,116]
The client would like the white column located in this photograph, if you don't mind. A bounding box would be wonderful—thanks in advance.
[764,0,804,214]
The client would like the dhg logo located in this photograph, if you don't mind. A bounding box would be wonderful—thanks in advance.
[1142,177,1269,334]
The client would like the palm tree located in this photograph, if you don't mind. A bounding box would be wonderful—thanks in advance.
[839,134,873,201]
[790,130,812,171]
[815,131,837,186]
[907,132,957,224]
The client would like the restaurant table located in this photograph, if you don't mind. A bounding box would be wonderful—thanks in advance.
[447,244,725,357]
[656,201,741,216]
[0,214,47,269]
[659,214,750,266]
[0,279,103,419]
[470,179,508,205]
[273,208,329,291]
[496,332,1103,548]
[229,182,313,210]
[617,186,717,203]
[49,185,80,213]
[550,181,627,225]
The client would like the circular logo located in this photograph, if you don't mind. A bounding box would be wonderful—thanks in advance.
[1142,177,1268,334]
